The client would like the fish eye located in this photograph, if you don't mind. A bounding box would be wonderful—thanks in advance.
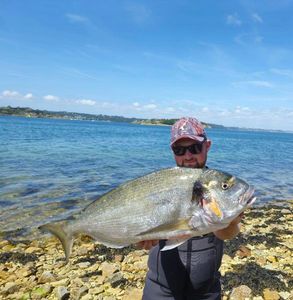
[221,182,230,190]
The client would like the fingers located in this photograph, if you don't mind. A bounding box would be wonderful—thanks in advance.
[231,212,244,225]
[136,240,159,250]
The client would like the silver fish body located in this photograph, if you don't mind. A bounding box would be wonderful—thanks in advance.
[39,167,256,262]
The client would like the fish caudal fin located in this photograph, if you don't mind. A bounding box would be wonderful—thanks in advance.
[39,221,73,264]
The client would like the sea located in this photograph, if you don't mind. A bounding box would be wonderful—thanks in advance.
[0,116,292,240]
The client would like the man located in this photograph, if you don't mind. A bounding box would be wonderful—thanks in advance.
[141,117,242,300]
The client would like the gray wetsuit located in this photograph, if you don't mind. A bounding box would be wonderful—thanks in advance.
[142,233,223,300]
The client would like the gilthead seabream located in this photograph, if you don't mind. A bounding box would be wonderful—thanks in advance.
[39,167,256,263]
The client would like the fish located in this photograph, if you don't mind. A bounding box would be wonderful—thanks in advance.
[39,167,256,263]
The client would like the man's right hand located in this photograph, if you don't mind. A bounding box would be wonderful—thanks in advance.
[137,240,159,250]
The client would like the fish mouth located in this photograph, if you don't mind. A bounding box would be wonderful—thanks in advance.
[240,186,256,207]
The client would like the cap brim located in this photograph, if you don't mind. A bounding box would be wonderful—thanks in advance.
[171,135,205,146]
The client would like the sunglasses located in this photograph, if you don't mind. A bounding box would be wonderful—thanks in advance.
[172,140,206,156]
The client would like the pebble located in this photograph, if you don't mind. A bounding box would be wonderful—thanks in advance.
[30,284,52,299]
[70,285,89,300]
[263,288,281,300]
[77,262,91,269]
[55,286,70,300]
[38,270,58,283]
[229,285,252,300]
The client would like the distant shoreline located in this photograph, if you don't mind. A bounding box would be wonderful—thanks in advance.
[0,106,291,133]
[0,105,222,129]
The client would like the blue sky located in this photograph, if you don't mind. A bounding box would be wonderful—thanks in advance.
[0,0,293,131]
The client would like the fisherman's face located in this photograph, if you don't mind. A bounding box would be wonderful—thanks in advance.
[172,138,211,168]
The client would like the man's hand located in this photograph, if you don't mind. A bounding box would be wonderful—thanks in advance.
[214,212,244,240]
[137,240,159,250]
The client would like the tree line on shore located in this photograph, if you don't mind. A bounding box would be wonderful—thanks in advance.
[0,106,224,128]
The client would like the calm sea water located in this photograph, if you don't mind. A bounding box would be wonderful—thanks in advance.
[0,116,292,240]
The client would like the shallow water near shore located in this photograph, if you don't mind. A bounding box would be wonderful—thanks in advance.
[0,116,293,240]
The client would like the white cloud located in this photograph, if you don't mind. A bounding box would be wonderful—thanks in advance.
[143,104,157,110]
[43,95,59,101]
[235,33,264,45]
[2,90,20,97]
[66,13,89,24]
[1,90,34,101]
[233,80,273,88]
[270,68,293,77]
[252,13,263,23]
[76,99,96,106]
[132,102,140,107]
[24,93,33,99]
[226,13,242,26]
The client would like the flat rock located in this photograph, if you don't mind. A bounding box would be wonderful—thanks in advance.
[38,270,58,283]
[263,288,280,300]
[55,286,70,300]
[230,285,252,300]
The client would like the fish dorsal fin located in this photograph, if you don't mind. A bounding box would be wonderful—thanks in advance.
[161,237,191,251]
[136,219,191,237]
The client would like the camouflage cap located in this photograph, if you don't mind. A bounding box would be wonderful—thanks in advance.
[170,117,207,146]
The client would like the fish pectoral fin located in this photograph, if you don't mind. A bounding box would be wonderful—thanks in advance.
[136,219,191,236]
[161,236,191,251]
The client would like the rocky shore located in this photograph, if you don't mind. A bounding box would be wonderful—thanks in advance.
[0,201,292,300]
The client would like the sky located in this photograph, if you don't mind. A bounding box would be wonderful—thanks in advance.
[0,0,293,131]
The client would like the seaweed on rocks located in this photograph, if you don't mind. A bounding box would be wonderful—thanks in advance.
[0,251,38,264]
[222,262,291,295]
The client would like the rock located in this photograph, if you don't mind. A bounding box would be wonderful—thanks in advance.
[51,278,70,287]
[20,292,31,300]
[114,254,124,263]
[280,209,291,214]
[91,286,104,295]
[99,261,120,278]
[222,254,233,263]
[267,256,278,263]
[0,270,9,280]
[108,272,127,288]
[70,285,89,300]
[122,288,143,300]
[71,277,85,287]
[263,289,280,300]
[2,282,20,295]
[2,244,15,251]
[236,245,251,258]
[31,284,52,299]
[25,246,41,254]
[77,261,91,269]
[230,285,252,300]
[76,246,90,256]
[55,286,70,300]
[15,266,33,278]
[278,291,291,299]
[80,294,93,300]
[38,270,58,283]
[256,256,267,265]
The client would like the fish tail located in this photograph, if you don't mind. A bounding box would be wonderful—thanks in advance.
[39,221,74,264]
